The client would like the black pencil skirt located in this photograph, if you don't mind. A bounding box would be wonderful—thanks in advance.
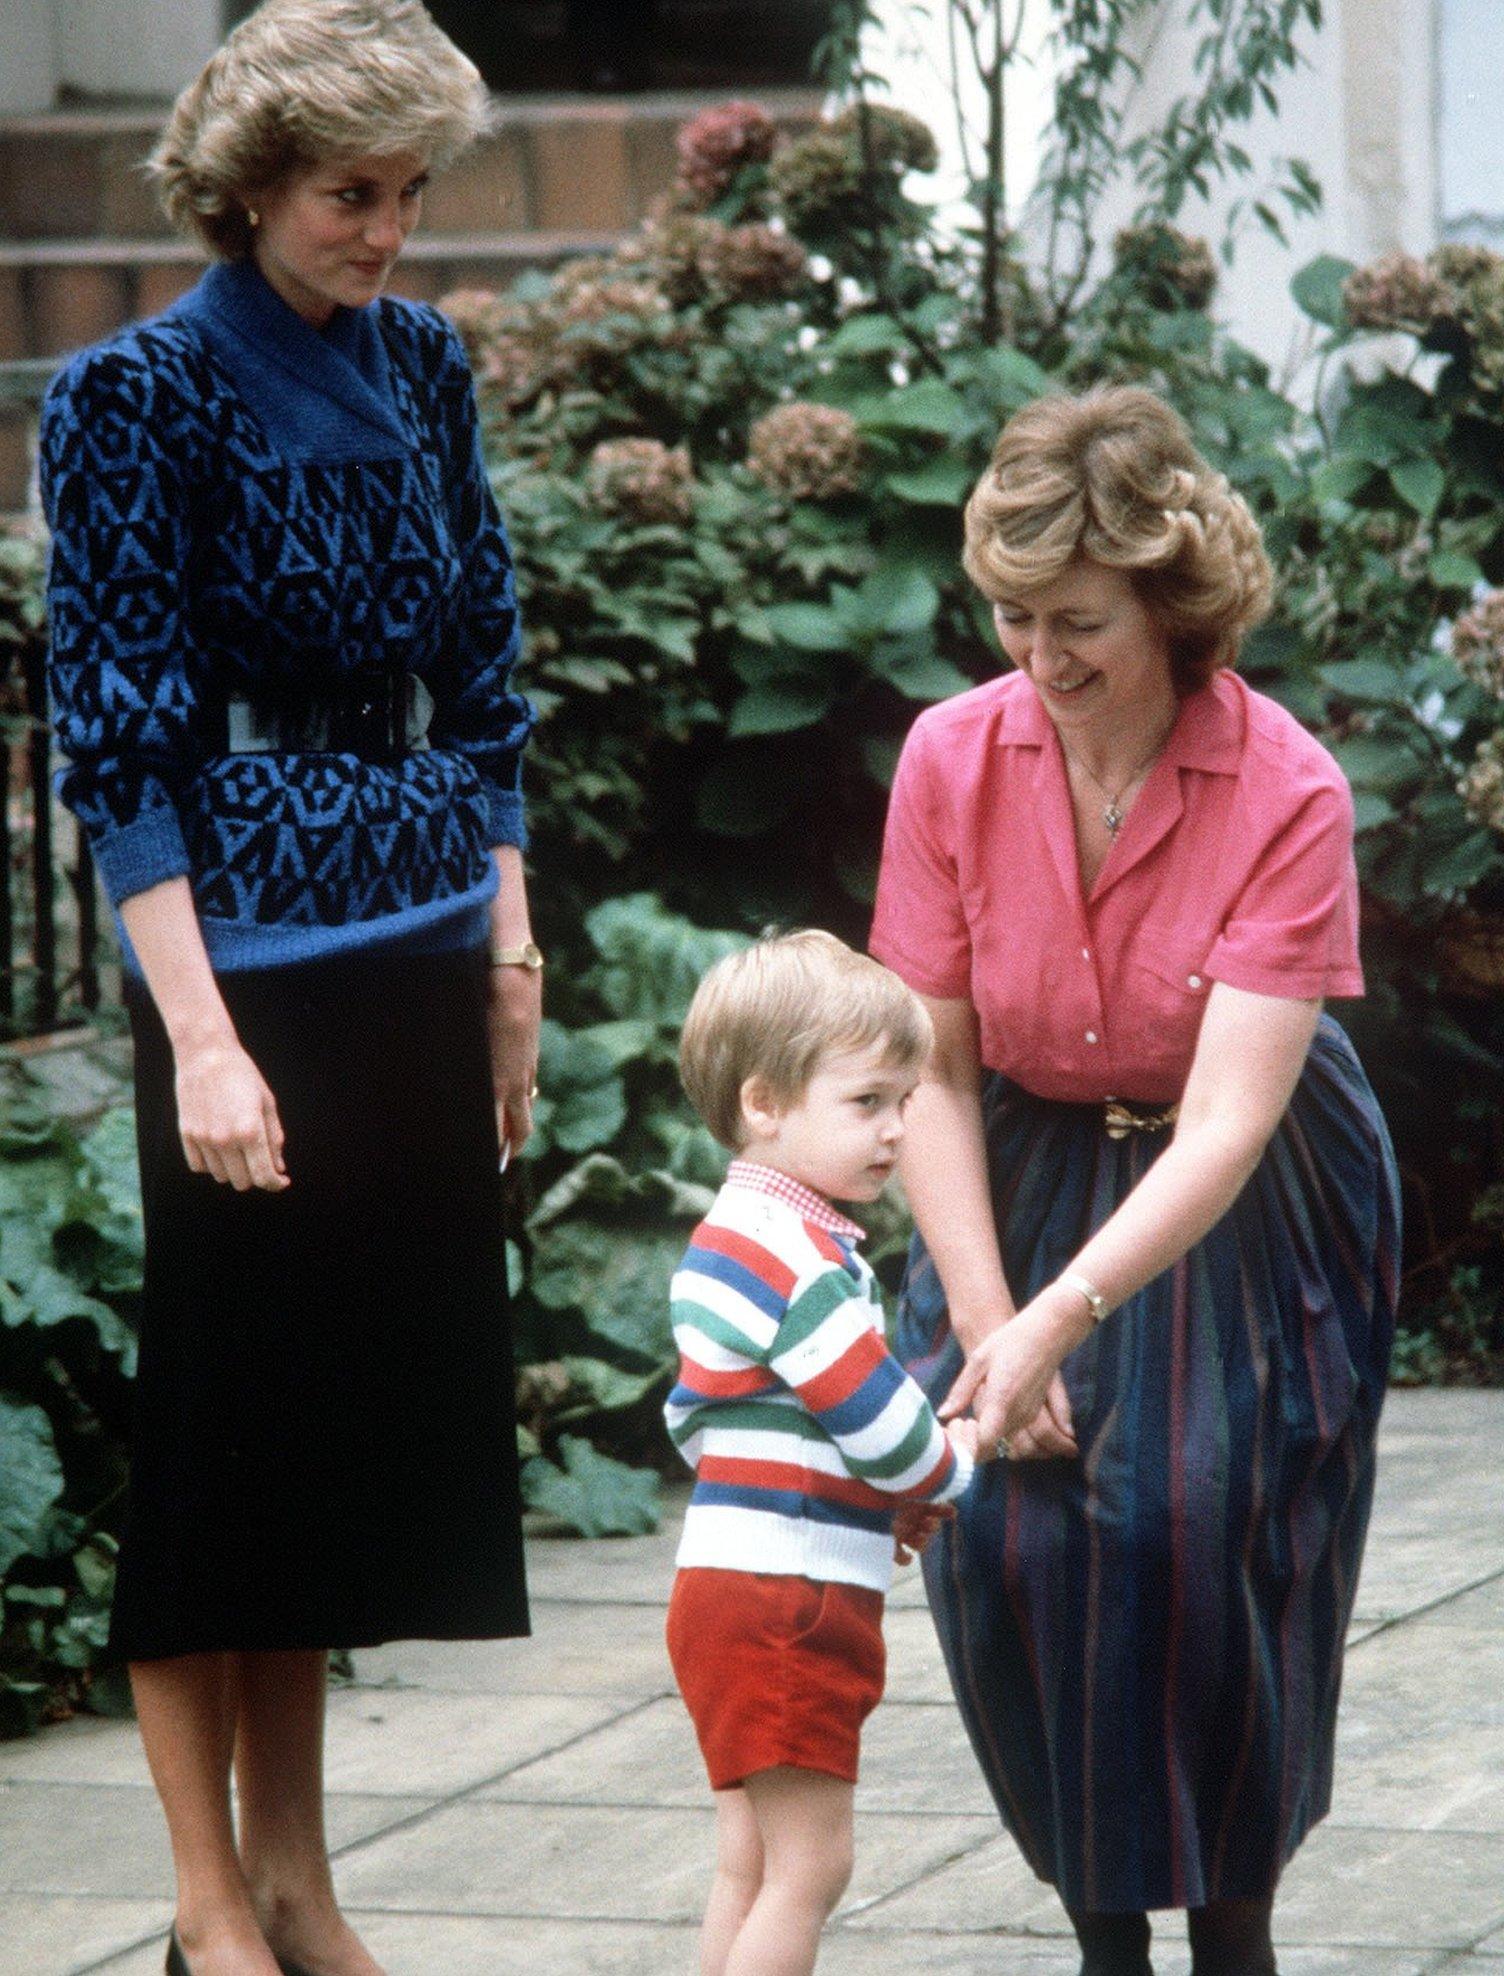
[111,945,530,1662]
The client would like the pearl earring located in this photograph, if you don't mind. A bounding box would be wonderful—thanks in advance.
[247,208,260,227]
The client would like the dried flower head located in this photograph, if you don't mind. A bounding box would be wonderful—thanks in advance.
[1113,224,1218,312]
[1460,732,1504,835]
[1451,590,1504,698]
[675,99,779,208]
[747,402,864,501]
[769,128,862,234]
[1343,253,1450,334]
[438,286,510,359]
[587,437,695,525]
[695,221,808,300]
[829,103,939,175]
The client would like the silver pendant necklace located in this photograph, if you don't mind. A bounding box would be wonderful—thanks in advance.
[1060,727,1173,840]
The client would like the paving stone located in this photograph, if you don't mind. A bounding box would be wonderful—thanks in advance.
[1340,1624,1504,1732]
[882,1601,964,1702]
[350,1596,676,1699]
[840,1830,1069,1936]
[332,1798,995,1926]
[1273,1825,1504,1948]
[519,1512,687,1606]
[480,1693,704,1806]
[1327,1715,1504,1831]
[0,1783,429,1899]
[0,1896,171,1976]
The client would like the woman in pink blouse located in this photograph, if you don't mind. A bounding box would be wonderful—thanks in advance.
[870,386,1399,1976]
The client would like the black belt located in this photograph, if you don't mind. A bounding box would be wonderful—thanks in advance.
[220,666,433,763]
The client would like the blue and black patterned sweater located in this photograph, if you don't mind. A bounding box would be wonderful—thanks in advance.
[40,257,533,973]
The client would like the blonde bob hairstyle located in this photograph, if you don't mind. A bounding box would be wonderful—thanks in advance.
[963,385,1273,693]
[147,0,493,261]
[679,930,933,1153]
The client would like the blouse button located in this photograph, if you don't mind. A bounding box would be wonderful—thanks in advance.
[1187,973,1203,990]
[1085,1030,1099,1045]
[1081,946,1091,961]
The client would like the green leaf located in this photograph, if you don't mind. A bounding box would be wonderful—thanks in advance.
[554,1355,669,1423]
[583,896,745,1025]
[972,344,1054,408]
[1389,458,1446,519]
[1421,830,1498,897]
[1309,457,1372,505]
[728,678,836,737]
[1291,254,1355,328]
[870,642,973,701]
[760,602,849,652]
[850,565,941,637]
[883,459,976,506]
[521,1436,661,1537]
[0,1395,65,1578]
[548,1079,628,1155]
[1428,550,1486,591]
[855,379,976,438]
[826,313,908,356]
[1351,789,1397,832]
[1319,658,1405,703]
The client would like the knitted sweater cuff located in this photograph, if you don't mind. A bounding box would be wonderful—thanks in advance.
[481,783,528,852]
[90,804,192,907]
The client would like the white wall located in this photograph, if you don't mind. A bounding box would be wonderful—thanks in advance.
[0,0,60,114]
[1438,0,1504,241]
[54,0,222,101]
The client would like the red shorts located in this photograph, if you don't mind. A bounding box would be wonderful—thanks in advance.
[666,1566,886,1790]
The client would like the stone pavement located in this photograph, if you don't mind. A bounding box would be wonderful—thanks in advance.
[2,1388,1502,1976]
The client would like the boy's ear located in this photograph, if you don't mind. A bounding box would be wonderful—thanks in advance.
[739,1073,782,1143]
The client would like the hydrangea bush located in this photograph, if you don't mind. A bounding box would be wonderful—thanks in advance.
[442,101,1504,1390]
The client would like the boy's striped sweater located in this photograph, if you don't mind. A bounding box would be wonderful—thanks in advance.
[665,1163,974,1592]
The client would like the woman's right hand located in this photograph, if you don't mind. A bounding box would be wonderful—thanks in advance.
[175,1038,289,1192]
[1001,1371,1077,1461]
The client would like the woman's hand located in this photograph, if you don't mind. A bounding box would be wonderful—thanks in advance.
[175,1037,288,1192]
[999,1372,1077,1462]
[941,1288,1087,1460]
[486,959,541,1160]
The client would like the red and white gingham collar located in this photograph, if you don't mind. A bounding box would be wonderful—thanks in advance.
[724,1160,867,1242]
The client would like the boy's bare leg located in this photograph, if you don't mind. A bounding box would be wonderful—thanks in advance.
[724,1768,854,1976]
[700,1786,765,1975]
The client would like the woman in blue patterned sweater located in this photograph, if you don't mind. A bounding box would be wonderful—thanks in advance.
[40,6,538,1973]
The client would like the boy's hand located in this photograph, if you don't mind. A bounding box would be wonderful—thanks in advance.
[945,1415,982,1462]
[893,1500,954,1566]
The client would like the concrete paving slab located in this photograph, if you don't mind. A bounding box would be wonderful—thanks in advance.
[479,1693,705,1807]
[0,1783,431,1900]
[350,1596,676,1698]
[880,1602,962,1702]
[1327,1716,1504,1831]
[331,1797,996,1926]
[0,1896,171,1975]
[840,1831,1068,1935]
[1272,1825,1504,1948]
[1340,1624,1504,1731]
[520,1508,687,1607]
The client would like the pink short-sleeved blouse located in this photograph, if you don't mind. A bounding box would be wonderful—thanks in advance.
[869,668,1362,1105]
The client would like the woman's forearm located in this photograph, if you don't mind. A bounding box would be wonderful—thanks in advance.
[119,877,237,1055]
[899,1076,1016,1352]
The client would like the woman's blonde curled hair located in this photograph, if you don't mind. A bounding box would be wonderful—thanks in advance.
[962,385,1272,692]
[147,0,493,261]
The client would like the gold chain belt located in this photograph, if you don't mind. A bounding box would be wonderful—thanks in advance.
[1104,1098,1179,1140]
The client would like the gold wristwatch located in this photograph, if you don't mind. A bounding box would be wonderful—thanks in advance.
[488,940,545,970]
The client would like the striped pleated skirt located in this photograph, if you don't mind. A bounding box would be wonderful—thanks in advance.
[894,1016,1400,1912]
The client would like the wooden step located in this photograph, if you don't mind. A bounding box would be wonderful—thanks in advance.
[0,231,620,362]
[0,89,819,242]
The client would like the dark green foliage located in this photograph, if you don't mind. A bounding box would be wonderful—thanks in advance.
[0,1104,139,1734]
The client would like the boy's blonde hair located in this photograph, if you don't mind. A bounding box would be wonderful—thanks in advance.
[679,929,933,1151]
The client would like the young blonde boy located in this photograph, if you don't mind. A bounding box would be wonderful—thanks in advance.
[665,930,977,1976]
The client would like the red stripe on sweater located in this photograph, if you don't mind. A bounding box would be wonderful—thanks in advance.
[698,1453,890,1511]
[793,1325,889,1411]
[692,1222,799,1299]
[678,1358,779,1399]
